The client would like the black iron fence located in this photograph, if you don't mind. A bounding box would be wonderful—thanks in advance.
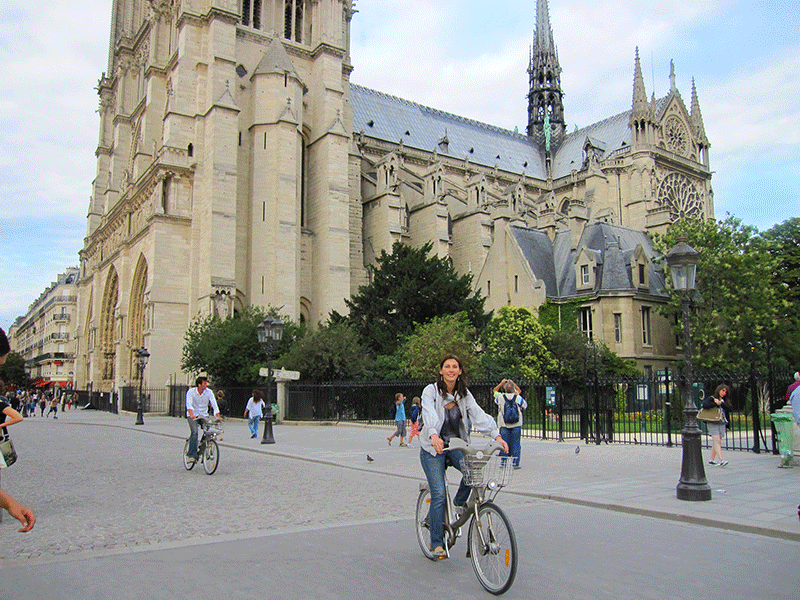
[69,368,794,455]
[281,368,794,455]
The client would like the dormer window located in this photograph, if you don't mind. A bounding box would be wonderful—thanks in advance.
[580,265,590,285]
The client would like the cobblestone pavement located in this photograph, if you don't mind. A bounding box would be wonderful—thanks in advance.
[2,409,798,570]
[0,411,533,566]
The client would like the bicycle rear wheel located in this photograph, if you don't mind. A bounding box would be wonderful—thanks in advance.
[203,440,219,475]
[414,488,435,560]
[468,502,517,595]
[183,439,196,470]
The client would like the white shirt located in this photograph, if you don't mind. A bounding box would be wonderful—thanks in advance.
[185,387,219,418]
[790,386,800,426]
[245,397,264,418]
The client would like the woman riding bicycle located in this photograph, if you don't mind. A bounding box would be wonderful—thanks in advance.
[419,354,508,560]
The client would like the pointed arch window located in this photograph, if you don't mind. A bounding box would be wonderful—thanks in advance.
[284,0,305,43]
[241,0,262,29]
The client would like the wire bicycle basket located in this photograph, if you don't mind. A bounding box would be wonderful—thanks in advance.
[462,454,514,488]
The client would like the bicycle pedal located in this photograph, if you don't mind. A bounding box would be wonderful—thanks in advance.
[456,527,462,538]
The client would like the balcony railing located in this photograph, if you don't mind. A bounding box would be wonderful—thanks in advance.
[53,313,71,322]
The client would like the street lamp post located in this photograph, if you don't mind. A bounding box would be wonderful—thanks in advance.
[667,240,711,502]
[135,347,150,426]
[257,316,284,444]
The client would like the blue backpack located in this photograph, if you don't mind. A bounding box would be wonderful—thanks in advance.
[503,394,520,424]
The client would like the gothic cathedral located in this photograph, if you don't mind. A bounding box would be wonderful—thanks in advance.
[76,0,712,390]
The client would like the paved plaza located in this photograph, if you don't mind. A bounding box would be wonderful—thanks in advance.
[0,409,798,598]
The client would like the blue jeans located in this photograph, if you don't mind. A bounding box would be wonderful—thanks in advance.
[419,448,471,549]
[187,417,201,458]
[500,426,522,467]
[248,416,260,436]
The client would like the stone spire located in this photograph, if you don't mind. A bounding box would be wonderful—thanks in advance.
[527,0,565,153]
[630,47,653,145]
[690,77,709,145]
[631,47,649,116]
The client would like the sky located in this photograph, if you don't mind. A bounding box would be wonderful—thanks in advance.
[1,0,798,331]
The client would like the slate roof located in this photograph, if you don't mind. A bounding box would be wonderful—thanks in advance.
[509,222,668,300]
[350,84,669,181]
[351,85,547,179]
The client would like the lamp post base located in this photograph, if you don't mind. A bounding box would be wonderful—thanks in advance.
[676,426,712,501]
[261,417,276,444]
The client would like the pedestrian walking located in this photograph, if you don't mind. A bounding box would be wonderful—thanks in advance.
[387,393,407,446]
[493,378,528,469]
[704,384,731,467]
[407,396,421,448]
[47,396,58,419]
[244,390,265,438]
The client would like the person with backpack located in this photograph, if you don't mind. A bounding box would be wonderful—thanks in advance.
[493,378,528,469]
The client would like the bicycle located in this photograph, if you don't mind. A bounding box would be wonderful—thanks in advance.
[183,418,223,475]
[415,438,518,595]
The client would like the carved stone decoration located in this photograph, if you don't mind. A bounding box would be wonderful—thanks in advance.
[657,172,702,220]
[212,288,233,319]
[664,115,689,156]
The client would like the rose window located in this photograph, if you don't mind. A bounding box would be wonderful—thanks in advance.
[657,173,702,220]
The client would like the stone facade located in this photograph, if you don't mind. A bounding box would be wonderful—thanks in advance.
[9,268,79,388]
[76,0,713,390]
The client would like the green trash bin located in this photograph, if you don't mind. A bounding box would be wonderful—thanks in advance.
[770,413,796,467]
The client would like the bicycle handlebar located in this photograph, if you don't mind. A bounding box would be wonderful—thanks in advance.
[447,437,504,457]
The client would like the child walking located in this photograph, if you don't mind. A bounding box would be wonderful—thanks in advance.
[407,396,421,448]
[387,393,407,447]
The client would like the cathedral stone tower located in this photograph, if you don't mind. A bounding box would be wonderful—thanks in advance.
[527,0,566,154]
[77,0,357,391]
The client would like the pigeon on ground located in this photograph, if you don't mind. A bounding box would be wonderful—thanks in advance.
[367,454,374,462]
[575,446,580,454]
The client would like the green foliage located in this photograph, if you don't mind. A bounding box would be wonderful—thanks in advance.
[181,305,272,387]
[538,299,582,332]
[653,216,786,371]
[0,352,30,388]
[277,321,371,383]
[345,241,488,356]
[481,306,557,380]
[368,352,407,381]
[402,312,479,379]
[761,217,800,368]
[546,329,639,383]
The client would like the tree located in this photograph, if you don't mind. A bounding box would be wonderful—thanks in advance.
[0,352,30,388]
[761,217,800,369]
[345,241,488,356]
[181,305,272,387]
[654,216,785,371]
[277,321,371,382]
[481,306,557,380]
[402,312,479,379]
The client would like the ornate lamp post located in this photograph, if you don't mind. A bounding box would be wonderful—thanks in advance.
[667,240,711,501]
[257,316,284,444]
[135,347,150,426]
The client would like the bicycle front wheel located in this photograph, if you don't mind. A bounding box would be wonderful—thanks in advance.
[468,502,517,595]
[183,439,196,470]
[414,488,435,560]
[203,440,219,475]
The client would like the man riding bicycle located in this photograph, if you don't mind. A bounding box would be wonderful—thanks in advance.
[185,376,223,461]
